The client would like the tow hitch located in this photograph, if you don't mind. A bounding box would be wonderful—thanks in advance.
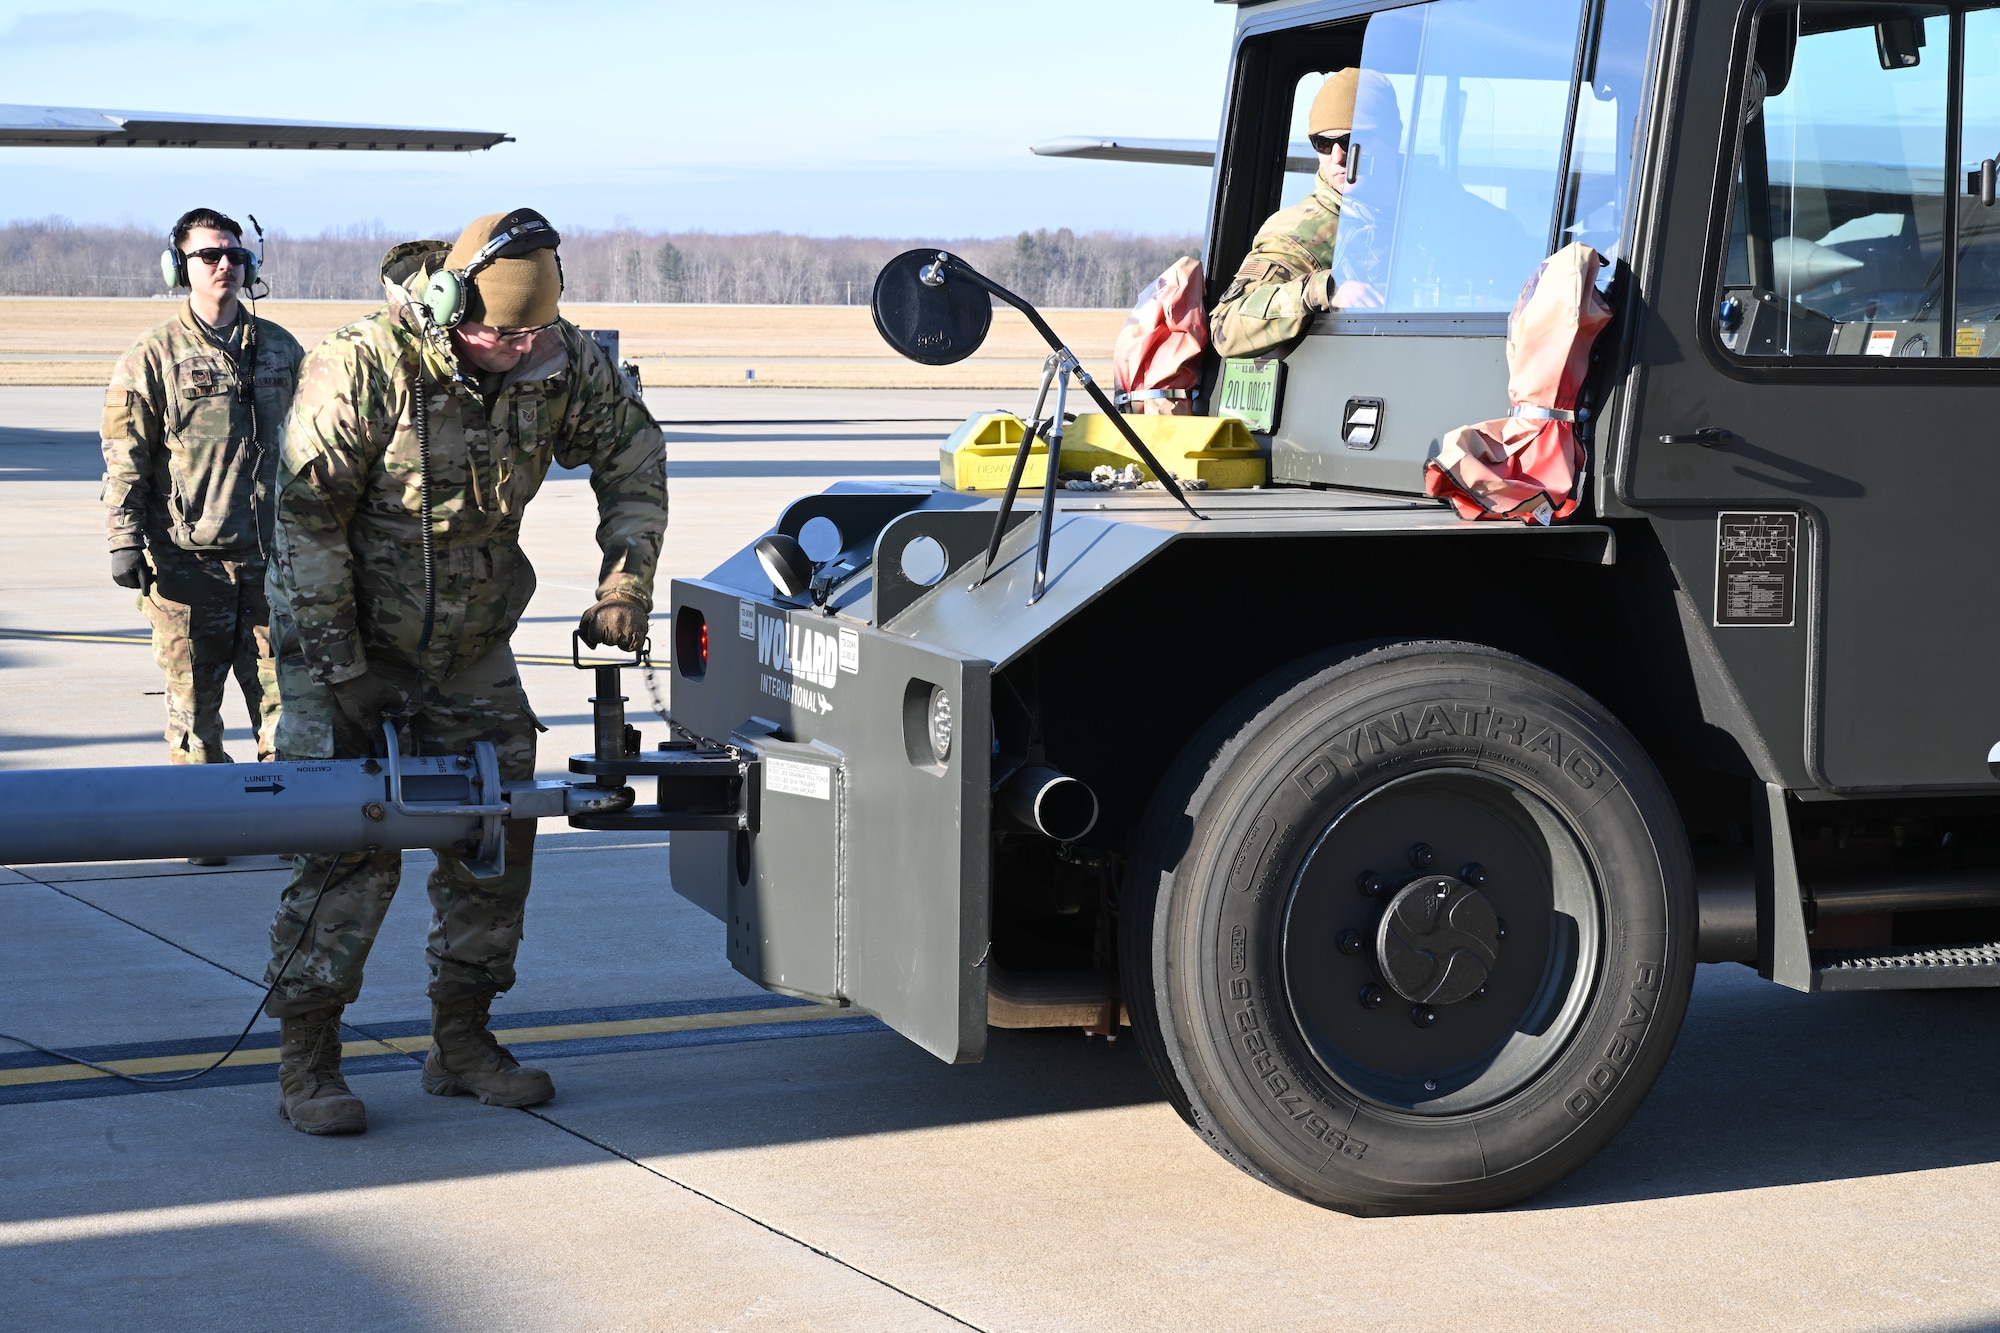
[565,644,758,834]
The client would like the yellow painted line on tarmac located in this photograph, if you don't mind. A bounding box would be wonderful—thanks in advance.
[0,1003,850,1088]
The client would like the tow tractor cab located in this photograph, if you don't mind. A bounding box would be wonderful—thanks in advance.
[662,0,2000,1214]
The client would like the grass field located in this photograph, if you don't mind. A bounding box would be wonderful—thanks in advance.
[0,298,1128,389]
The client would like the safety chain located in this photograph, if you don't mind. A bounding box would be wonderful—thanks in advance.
[637,645,671,726]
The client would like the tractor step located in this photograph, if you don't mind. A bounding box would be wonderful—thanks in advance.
[1811,942,2000,991]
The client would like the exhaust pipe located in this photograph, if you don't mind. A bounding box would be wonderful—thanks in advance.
[1694,847,2000,965]
[1809,869,2000,916]
[1696,848,1758,963]
[1000,765,1098,841]
[987,966,1124,1029]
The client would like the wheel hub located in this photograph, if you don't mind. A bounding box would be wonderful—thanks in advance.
[1374,873,1501,1005]
[1279,768,1601,1114]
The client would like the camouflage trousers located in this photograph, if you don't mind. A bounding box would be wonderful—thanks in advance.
[142,549,279,764]
[262,641,542,1019]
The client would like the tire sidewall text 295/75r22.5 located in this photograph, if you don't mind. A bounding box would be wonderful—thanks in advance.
[1121,641,1696,1214]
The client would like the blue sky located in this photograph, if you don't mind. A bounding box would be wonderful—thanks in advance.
[0,1,1239,239]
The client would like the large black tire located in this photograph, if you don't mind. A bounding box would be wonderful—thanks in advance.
[1120,641,1696,1215]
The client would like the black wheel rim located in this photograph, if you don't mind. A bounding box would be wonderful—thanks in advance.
[1280,767,1602,1114]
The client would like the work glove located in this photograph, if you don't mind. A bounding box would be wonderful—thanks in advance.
[578,596,649,653]
[110,548,151,592]
[329,673,407,740]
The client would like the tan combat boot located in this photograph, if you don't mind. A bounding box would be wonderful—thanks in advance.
[277,1006,366,1135]
[421,996,554,1108]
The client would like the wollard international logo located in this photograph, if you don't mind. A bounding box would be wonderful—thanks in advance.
[757,613,841,689]
[752,612,861,716]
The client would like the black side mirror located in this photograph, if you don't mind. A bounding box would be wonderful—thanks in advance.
[1875,17,1924,68]
[870,248,993,366]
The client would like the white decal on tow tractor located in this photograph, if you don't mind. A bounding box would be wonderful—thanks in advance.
[738,599,756,639]
[766,757,832,800]
[758,674,832,715]
[756,612,840,689]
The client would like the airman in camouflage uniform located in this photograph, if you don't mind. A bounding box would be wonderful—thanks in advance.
[101,209,303,790]
[262,210,666,1135]
[1211,69,1393,358]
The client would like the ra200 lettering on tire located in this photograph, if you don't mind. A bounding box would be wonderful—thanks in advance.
[1120,641,1695,1215]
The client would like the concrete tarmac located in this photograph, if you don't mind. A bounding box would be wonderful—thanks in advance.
[3,386,1999,1331]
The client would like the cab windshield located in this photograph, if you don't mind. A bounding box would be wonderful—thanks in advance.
[1221,0,1653,317]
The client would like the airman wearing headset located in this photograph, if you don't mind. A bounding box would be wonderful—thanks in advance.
[259,208,667,1135]
[99,208,305,861]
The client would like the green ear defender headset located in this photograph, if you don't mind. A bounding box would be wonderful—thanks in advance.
[159,209,262,292]
[422,208,564,329]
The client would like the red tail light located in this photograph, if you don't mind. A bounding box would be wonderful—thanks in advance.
[674,606,708,681]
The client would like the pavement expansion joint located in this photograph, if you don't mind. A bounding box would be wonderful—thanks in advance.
[524,1103,989,1331]
[21,874,270,988]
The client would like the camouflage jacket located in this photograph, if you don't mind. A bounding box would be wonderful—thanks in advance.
[270,241,668,686]
[100,302,305,557]
[1210,171,1346,360]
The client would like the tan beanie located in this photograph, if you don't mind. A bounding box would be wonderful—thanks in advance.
[446,210,561,328]
[1310,69,1360,138]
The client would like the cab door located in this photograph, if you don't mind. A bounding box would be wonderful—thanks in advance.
[1621,0,2000,791]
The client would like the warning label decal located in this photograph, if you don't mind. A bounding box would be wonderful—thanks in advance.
[766,757,832,801]
[1714,511,1798,627]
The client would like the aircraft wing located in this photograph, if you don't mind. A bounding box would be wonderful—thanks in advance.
[1030,135,1316,174]
[0,105,510,150]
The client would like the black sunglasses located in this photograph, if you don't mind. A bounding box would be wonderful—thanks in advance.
[187,246,254,268]
[489,320,559,342]
[1309,132,1351,155]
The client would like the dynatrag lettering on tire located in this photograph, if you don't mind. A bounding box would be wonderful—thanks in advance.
[1120,641,1696,1215]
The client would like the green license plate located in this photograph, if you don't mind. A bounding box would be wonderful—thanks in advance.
[1215,357,1286,434]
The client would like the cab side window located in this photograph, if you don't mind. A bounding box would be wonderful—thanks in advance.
[1560,0,1658,263]
[1717,1,1964,359]
[1957,8,2000,353]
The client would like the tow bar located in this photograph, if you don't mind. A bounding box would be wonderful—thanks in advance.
[0,637,754,876]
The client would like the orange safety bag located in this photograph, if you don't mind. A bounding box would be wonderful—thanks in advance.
[1113,257,1207,416]
[1425,242,1612,524]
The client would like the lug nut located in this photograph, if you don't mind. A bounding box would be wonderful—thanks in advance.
[1424,1079,1437,1091]
[1336,929,1363,956]
[1435,882,1450,899]
[1471,986,1487,1001]
[1358,984,1385,1010]
[1356,871,1384,897]
[1411,1005,1438,1028]
[1460,862,1487,887]
[1408,843,1434,869]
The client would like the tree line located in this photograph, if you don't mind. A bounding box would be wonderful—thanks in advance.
[0,217,1201,310]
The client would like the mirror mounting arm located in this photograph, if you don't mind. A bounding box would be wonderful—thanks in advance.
[924,253,1204,521]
